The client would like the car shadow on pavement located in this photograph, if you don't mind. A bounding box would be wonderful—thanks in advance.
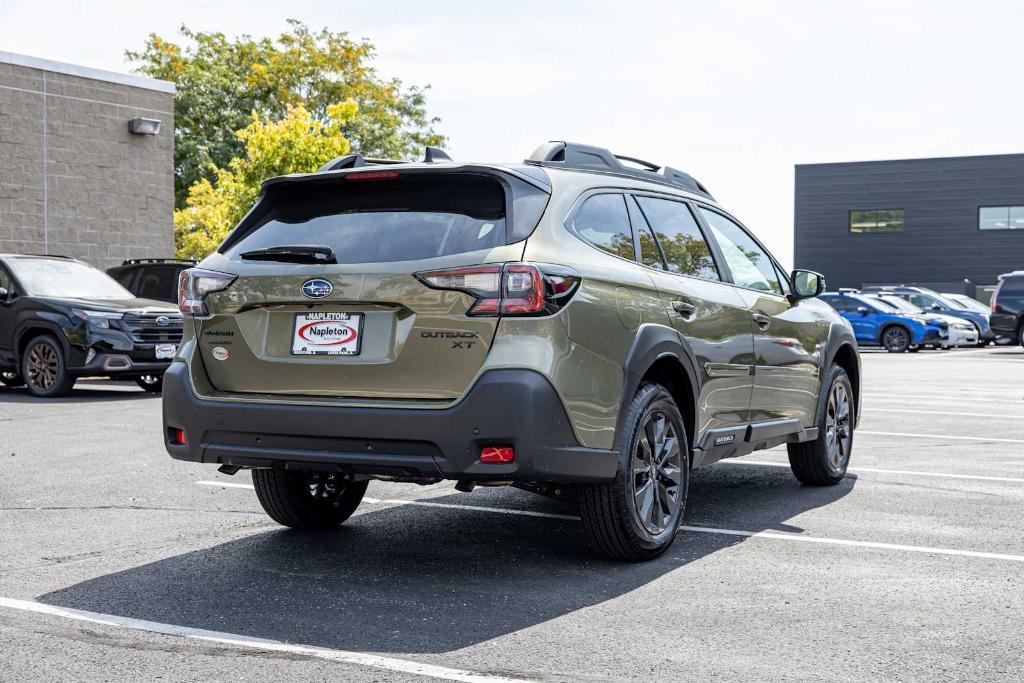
[38,464,855,655]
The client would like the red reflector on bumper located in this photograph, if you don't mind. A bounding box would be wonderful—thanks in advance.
[170,429,187,446]
[480,446,515,463]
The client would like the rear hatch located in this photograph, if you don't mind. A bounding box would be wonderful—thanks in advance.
[193,168,549,401]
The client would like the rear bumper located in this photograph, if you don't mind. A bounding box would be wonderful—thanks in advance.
[990,313,1018,339]
[162,363,619,483]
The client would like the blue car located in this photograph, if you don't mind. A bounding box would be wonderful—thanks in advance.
[860,286,993,345]
[819,291,948,352]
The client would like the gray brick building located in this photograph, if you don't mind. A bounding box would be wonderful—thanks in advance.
[0,52,174,269]
[794,153,1024,298]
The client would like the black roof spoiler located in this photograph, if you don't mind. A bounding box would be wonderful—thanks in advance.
[317,146,454,172]
[525,141,714,199]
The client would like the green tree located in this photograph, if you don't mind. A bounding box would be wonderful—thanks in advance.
[127,21,443,206]
[173,102,357,259]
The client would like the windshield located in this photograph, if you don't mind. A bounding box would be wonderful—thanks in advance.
[8,258,133,299]
[874,295,923,314]
[945,294,989,313]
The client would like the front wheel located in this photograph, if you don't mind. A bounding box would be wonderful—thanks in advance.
[252,469,368,530]
[787,364,854,485]
[580,383,689,561]
[21,336,75,397]
[881,326,911,353]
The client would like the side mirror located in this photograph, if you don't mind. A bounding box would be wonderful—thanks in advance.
[856,306,870,315]
[930,303,942,311]
[0,287,8,303]
[790,269,825,300]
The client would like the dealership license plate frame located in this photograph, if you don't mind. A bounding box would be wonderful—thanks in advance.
[291,312,364,356]
[155,344,177,360]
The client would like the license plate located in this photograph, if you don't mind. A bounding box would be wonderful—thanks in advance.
[155,344,177,359]
[292,312,363,356]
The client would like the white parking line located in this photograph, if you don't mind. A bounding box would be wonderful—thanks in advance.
[863,407,1024,420]
[864,393,1022,405]
[195,480,256,490]
[858,430,1024,444]
[0,597,523,683]
[726,459,1024,484]
[194,482,1024,563]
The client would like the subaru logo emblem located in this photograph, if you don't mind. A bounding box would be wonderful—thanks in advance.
[301,278,333,299]
[155,316,170,327]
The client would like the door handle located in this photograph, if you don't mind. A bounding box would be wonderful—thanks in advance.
[752,312,771,329]
[672,299,696,318]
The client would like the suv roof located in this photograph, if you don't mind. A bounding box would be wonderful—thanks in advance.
[307,141,714,199]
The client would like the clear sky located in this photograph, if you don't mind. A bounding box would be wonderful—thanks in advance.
[3,0,1022,264]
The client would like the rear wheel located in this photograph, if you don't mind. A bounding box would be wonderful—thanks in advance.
[21,336,75,397]
[787,364,854,485]
[135,374,163,392]
[881,325,911,353]
[252,469,368,530]
[580,383,688,561]
[0,371,24,387]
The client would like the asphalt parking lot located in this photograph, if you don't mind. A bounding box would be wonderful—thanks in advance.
[1,347,1022,681]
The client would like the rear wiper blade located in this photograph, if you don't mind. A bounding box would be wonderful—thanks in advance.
[239,245,337,264]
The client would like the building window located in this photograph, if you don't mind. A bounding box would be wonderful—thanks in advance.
[849,209,904,233]
[979,206,1024,231]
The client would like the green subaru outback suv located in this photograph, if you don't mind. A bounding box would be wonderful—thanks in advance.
[164,142,860,560]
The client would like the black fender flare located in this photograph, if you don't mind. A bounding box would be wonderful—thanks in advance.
[613,323,701,449]
[14,318,72,364]
[820,322,861,426]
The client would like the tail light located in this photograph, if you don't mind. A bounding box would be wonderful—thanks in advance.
[179,268,237,315]
[414,263,580,316]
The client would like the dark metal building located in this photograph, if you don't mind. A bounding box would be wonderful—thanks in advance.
[794,153,1024,297]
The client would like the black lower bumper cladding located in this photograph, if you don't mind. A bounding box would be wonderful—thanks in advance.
[162,363,618,483]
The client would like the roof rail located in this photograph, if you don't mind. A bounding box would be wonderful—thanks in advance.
[317,146,454,173]
[525,141,713,198]
[837,287,860,293]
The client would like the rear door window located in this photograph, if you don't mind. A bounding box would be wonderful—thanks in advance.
[224,173,508,264]
[635,196,719,280]
[572,193,635,261]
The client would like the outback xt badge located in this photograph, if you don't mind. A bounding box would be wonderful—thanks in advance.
[162,141,860,561]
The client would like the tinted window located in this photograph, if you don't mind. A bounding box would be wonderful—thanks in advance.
[573,194,635,260]
[0,266,11,293]
[137,267,180,302]
[636,197,719,280]
[821,296,859,313]
[699,208,782,294]
[906,293,943,310]
[850,209,904,233]
[225,174,507,264]
[114,270,136,289]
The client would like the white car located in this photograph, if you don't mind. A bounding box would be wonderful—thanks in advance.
[867,294,979,347]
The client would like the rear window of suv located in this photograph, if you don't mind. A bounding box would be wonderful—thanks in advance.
[223,173,513,264]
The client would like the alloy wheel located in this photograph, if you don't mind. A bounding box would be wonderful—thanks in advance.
[883,327,909,352]
[824,381,852,470]
[630,410,683,535]
[26,342,58,390]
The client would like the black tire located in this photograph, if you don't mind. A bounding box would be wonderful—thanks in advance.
[881,325,911,353]
[1018,319,1024,348]
[21,335,75,397]
[787,364,854,486]
[0,371,24,387]
[580,383,689,561]
[135,374,164,392]
[252,469,368,530]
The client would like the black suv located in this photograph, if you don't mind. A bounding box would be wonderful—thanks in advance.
[990,271,1024,344]
[107,258,197,303]
[0,254,183,396]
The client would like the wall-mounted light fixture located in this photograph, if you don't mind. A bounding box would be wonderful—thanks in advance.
[128,117,161,135]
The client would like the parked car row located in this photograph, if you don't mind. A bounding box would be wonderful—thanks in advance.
[818,286,993,352]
